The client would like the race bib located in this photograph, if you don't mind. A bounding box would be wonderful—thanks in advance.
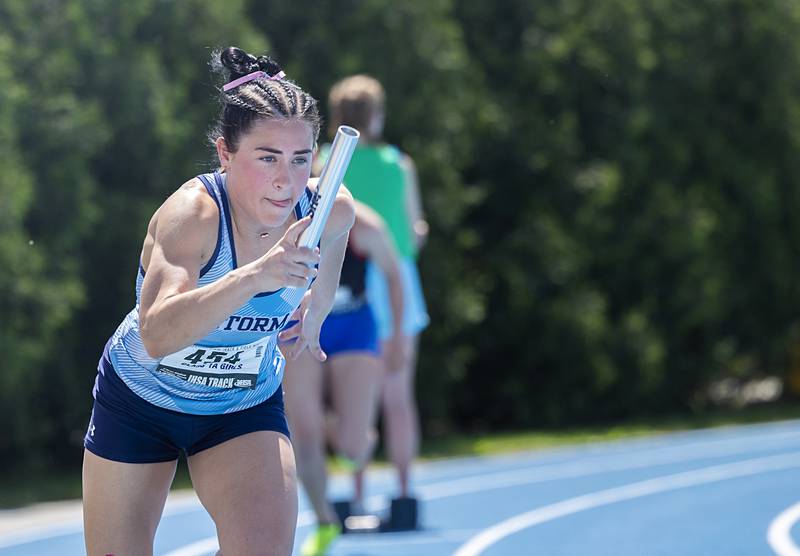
[156,337,279,390]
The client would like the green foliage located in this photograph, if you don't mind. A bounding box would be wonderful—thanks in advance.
[0,7,99,467]
[0,0,269,471]
[451,0,800,426]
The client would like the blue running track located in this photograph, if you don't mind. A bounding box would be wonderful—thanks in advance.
[2,420,800,555]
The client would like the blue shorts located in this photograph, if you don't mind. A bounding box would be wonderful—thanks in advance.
[84,356,290,463]
[319,303,380,357]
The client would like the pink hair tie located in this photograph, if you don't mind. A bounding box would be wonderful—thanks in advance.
[222,70,286,92]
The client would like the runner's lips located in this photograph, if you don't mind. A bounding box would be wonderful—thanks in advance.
[266,198,291,208]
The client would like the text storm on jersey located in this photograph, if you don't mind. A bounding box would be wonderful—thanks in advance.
[221,314,290,332]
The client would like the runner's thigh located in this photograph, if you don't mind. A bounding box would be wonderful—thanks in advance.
[82,450,177,556]
[188,431,298,556]
[330,353,383,447]
[282,350,325,440]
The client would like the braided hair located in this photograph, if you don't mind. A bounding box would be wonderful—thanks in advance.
[209,47,321,152]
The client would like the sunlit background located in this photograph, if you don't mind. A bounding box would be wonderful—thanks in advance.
[2,0,800,505]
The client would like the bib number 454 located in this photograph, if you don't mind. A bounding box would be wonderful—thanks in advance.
[183,349,242,366]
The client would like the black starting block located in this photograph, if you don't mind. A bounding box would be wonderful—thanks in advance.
[332,497,421,534]
[381,496,419,532]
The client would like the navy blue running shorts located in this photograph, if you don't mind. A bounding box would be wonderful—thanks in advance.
[84,356,290,464]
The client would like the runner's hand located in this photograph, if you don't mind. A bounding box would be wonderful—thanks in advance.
[278,290,327,362]
[255,217,319,292]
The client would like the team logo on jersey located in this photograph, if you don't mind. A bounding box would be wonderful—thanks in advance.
[220,313,290,332]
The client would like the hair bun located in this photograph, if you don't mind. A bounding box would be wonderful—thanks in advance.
[220,46,260,79]
[255,55,283,77]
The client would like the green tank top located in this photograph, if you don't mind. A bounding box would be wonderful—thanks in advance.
[320,143,416,258]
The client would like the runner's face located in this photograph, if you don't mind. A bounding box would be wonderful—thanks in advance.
[224,118,314,229]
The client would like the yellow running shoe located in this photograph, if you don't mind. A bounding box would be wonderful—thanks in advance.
[300,523,341,556]
[330,454,362,473]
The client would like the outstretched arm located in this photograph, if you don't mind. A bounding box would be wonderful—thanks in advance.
[350,201,407,372]
[280,185,355,360]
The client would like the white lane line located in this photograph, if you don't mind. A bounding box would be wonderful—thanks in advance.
[768,501,800,556]
[410,420,800,479]
[0,523,84,550]
[420,429,800,500]
[453,452,800,556]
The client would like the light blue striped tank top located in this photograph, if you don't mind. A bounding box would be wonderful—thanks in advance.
[106,171,314,415]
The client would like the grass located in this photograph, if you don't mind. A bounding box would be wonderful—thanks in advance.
[418,402,800,460]
[0,473,85,510]
[3,402,800,509]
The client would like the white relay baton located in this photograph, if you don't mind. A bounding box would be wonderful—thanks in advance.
[297,125,360,248]
[279,125,359,308]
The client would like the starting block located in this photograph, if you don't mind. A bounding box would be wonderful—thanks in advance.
[333,496,420,534]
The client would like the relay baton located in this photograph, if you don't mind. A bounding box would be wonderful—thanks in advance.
[297,125,360,248]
